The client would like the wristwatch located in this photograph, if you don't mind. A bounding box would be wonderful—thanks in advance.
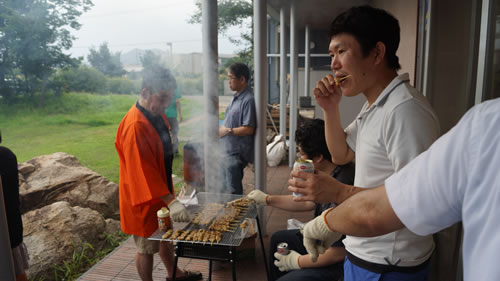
[229,128,233,135]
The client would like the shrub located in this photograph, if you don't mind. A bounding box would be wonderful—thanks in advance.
[106,77,138,94]
[55,66,107,94]
[176,75,203,96]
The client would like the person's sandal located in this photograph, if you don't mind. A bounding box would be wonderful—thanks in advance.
[166,270,202,281]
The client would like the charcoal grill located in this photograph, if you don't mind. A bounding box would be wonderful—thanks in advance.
[149,192,269,281]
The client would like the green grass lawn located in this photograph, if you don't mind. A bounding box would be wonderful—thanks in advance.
[0,92,206,280]
[0,92,203,189]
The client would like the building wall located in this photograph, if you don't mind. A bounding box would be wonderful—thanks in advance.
[173,53,203,74]
[373,0,418,86]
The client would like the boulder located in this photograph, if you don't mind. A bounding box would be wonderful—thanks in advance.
[23,201,110,278]
[18,152,118,219]
[105,218,122,236]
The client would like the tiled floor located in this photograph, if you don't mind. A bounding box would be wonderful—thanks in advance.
[77,163,315,281]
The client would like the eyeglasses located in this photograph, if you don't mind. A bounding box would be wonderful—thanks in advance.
[228,75,239,80]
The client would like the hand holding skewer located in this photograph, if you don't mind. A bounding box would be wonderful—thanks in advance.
[312,74,350,111]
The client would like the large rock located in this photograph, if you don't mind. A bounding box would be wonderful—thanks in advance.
[23,201,116,278]
[18,152,118,218]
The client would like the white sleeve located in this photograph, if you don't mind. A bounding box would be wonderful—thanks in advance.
[385,108,474,236]
[383,101,440,172]
[344,119,358,152]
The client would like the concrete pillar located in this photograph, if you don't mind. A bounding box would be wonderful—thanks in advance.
[202,0,219,192]
[304,25,311,98]
[288,1,298,166]
[254,0,267,194]
[254,0,268,235]
[279,8,287,137]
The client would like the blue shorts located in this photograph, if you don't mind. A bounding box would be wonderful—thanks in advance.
[344,257,430,281]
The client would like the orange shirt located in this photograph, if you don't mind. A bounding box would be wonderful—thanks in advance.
[115,104,173,237]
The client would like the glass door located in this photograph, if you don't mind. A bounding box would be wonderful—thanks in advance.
[475,0,500,102]
[493,1,500,98]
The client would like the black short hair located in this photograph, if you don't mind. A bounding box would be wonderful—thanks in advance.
[295,119,331,162]
[141,66,177,93]
[329,5,401,70]
[228,63,250,82]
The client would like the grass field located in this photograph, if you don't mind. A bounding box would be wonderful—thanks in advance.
[0,92,204,187]
[0,92,209,280]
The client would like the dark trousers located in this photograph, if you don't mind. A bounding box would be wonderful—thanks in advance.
[221,154,246,194]
[0,146,23,249]
[269,229,343,281]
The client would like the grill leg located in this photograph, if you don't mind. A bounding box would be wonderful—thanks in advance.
[232,261,237,281]
[208,260,213,281]
[256,215,270,281]
[230,248,237,281]
[172,244,179,281]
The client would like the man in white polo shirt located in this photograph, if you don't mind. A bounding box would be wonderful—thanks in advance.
[291,5,440,281]
[293,98,500,281]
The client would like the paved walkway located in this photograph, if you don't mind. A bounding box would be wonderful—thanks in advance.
[77,163,315,281]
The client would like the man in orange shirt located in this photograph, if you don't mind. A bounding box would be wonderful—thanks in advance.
[115,66,201,281]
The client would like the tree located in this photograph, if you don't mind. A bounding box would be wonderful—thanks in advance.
[0,0,93,104]
[87,42,126,77]
[140,50,164,70]
[189,0,253,66]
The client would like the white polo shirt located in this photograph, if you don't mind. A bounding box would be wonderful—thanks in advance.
[344,73,440,266]
[386,98,500,280]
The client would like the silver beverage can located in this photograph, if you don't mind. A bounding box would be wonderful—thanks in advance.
[277,242,290,255]
[292,159,314,197]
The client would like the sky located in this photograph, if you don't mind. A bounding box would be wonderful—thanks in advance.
[67,0,248,59]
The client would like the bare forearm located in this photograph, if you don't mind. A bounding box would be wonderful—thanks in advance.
[267,195,316,212]
[324,109,352,164]
[326,185,404,237]
[232,126,254,136]
[298,247,345,268]
[335,182,364,204]
[219,125,254,137]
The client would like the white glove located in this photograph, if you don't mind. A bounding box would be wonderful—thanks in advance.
[302,209,342,263]
[168,199,191,222]
[274,250,301,272]
[247,190,268,205]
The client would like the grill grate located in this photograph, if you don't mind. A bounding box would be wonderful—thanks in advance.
[149,192,257,247]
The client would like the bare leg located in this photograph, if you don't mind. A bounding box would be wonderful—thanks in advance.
[159,241,186,278]
[136,252,154,281]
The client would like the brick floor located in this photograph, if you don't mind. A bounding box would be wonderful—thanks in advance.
[78,163,314,281]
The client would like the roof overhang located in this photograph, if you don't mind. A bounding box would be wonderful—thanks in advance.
[267,0,370,29]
